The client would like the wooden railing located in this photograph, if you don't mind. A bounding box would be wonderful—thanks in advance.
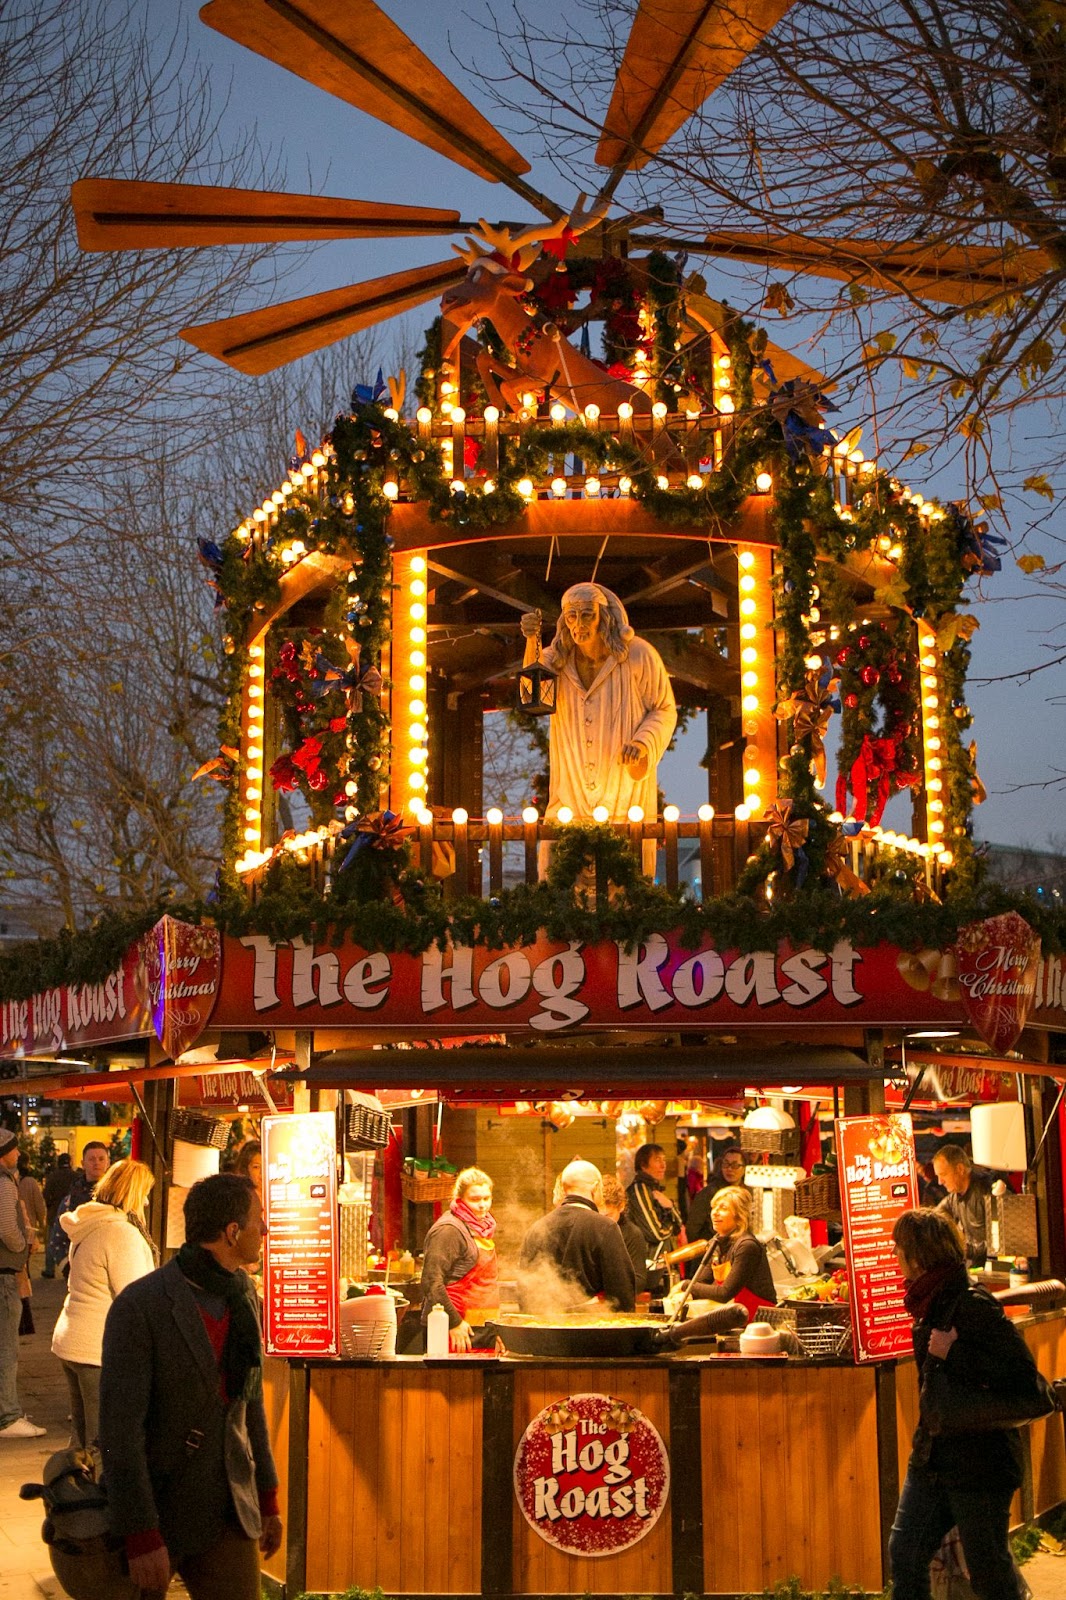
[237,811,946,905]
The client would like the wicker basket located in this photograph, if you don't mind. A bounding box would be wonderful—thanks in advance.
[340,1319,395,1359]
[344,1102,392,1151]
[740,1126,800,1160]
[401,1172,455,1204]
[767,1297,851,1330]
[996,1192,1039,1257]
[791,1172,841,1218]
[169,1108,229,1150]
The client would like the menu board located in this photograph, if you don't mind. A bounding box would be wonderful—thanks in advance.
[263,1112,339,1358]
[835,1113,919,1363]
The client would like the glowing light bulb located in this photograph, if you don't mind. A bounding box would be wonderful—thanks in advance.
[592,805,610,823]
[556,806,573,824]
[717,394,735,414]
[409,674,425,691]
[618,476,632,495]
[410,651,425,668]
[417,807,433,825]
[410,747,427,765]
[741,647,757,664]
[627,805,645,822]
[742,671,758,688]
[410,578,426,596]
[584,477,600,496]
[517,477,535,498]
[584,404,600,422]
[483,406,499,423]
[617,403,633,420]
[550,402,567,422]
[734,804,751,821]
[739,574,755,592]
[416,407,432,424]
[742,695,759,712]
[409,602,425,621]
[551,478,567,497]
[652,401,668,420]
[755,471,773,493]
[744,767,761,786]
[697,804,715,822]
[656,474,669,489]
[687,474,703,490]
[740,598,756,617]
[409,772,425,791]
[738,550,755,569]
[522,806,539,825]
[383,481,398,500]
[409,723,426,742]
[486,808,504,826]
[410,699,425,717]
[663,805,680,823]
[740,623,757,641]
[410,626,426,644]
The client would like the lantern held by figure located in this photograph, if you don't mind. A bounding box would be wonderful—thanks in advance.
[516,639,556,716]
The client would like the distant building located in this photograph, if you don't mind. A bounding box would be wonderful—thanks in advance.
[980,841,1066,900]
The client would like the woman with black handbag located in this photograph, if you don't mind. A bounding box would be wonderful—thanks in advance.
[889,1208,1053,1600]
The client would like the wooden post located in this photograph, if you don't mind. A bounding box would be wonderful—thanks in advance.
[664,809,680,893]
[487,811,503,897]
[698,807,715,900]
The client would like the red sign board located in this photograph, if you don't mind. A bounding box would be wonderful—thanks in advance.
[263,1112,339,1358]
[177,1071,294,1111]
[513,1393,669,1556]
[835,1113,919,1364]
[209,932,968,1035]
[954,913,1041,1054]
[0,916,218,1061]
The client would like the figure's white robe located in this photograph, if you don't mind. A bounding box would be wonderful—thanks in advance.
[541,638,677,832]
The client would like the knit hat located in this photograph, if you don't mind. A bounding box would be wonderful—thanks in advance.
[0,1129,17,1158]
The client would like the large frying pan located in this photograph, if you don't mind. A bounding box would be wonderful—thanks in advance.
[489,1306,747,1357]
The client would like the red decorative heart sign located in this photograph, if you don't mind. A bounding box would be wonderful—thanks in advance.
[953,913,1041,1054]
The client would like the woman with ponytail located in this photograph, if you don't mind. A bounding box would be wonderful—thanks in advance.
[419,1167,499,1352]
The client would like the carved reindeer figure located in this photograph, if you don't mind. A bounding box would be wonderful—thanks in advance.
[440,196,657,422]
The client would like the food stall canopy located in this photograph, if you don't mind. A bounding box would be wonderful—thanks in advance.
[12,1054,293,1102]
[286,1041,886,1096]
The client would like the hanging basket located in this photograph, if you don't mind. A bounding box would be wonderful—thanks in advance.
[344,1103,392,1152]
[169,1109,229,1150]
[740,1126,801,1160]
[791,1172,841,1219]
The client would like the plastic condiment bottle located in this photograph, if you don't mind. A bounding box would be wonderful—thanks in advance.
[426,1303,450,1357]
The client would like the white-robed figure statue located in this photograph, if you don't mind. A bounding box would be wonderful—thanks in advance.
[520,583,677,871]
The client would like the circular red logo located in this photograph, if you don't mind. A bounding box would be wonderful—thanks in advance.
[513,1392,670,1556]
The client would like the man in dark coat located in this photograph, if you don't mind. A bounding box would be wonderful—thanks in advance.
[100,1173,281,1599]
[518,1160,636,1311]
[625,1142,681,1252]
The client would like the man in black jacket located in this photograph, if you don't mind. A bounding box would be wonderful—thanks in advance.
[625,1143,681,1252]
[519,1161,636,1311]
[100,1173,281,1600]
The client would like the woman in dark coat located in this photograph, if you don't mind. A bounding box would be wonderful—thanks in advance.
[687,1185,776,1306]
[889,1207,1031,1600]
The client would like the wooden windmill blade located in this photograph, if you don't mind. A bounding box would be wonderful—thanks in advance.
[597,0,797,175]
[72,179,465,250]
[201,0,562,219]
[639,228,1051,306]
[180,258,467,374]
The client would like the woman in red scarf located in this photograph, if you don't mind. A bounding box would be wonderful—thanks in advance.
[419,1168,499,1352]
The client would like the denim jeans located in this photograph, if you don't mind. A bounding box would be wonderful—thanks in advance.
[0,1274,23,1428]
[890,1461,1022,1600]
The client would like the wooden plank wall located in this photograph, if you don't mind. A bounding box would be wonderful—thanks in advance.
[511,1365,672,1596]
[261,1357,290,1586]
[304,1365,483,1595]
[702,1365,883,1594]
[474,1109,619,1266]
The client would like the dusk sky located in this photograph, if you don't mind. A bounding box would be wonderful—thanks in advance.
[132,0,1063,852]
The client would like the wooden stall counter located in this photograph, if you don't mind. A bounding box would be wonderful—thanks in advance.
[260,1313,1065,1600]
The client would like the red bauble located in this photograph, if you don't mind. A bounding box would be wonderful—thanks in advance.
[835,648,851,667]
[858,634,872,650]
[844,692,859,708]
[307,768,329,791]
[860,665,880,687]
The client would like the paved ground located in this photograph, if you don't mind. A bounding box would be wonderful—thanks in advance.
[2,1274,1063,1599]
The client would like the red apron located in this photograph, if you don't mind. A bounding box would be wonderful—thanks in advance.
[447,1237,500,1327]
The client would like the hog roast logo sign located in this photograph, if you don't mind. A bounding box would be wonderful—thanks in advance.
[514,1393,669,1556]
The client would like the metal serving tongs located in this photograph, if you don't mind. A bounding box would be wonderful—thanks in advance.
[663,1236,718,1331]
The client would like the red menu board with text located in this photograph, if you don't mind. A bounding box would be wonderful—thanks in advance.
[263,1112,339,1358]
[835,1113,919,1363]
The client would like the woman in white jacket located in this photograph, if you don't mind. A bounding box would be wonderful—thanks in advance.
[51,1158,156,1451]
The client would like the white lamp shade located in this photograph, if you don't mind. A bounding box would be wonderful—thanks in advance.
[172,1139,221,1188]
[971,1103,1027,1172]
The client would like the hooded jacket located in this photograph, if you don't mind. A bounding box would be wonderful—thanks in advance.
[51,1202,155,1366]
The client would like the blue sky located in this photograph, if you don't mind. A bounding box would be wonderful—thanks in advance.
[131,0,1062,849]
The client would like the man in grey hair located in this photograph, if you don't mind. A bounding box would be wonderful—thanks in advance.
[933,1144,992,1267]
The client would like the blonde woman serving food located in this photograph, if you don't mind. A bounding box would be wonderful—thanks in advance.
[51,1158,157,1451]
[688,1185,776,1307]
[419,1168,499,1352]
